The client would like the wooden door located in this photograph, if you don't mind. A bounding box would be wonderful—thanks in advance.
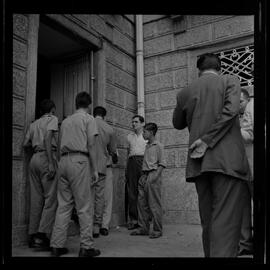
[50,52,91,122]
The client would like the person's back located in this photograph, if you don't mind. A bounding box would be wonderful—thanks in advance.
[176,72,250,181]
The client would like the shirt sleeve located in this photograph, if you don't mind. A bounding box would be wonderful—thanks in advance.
[172,89,188,130]
[241,99,254,143]
[157,143,166,168]
[86,117,99,146]
[47,116,58,132]
[201,75,241,148]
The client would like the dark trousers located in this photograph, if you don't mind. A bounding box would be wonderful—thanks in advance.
[195,172,250,257]
[126,156,143,224]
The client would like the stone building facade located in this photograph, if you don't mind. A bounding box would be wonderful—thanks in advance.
[12,14,254,246]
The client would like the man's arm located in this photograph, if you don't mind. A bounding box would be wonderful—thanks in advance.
[108,130,118,164]
[45,130,56,179]
[172,90,187,130]
[241,99,253,143]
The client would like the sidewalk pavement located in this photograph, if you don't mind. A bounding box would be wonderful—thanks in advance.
[12,224,204,257]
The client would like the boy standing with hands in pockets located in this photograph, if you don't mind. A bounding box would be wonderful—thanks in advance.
[131,123,166,239]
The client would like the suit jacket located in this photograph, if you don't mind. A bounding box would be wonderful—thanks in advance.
[172,72,251,182]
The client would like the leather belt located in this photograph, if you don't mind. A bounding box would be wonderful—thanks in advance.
[61,151,89,157]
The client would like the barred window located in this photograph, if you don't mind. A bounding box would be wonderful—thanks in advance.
[216,45,254,87]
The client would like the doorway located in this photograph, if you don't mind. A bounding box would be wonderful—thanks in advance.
[36,20,93,122]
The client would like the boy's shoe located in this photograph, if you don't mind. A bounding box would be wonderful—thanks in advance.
[130,229,149,236]
[100,228,109,236]
[51,247,69,257]
[149,231,162,239]
[78,248,101,257]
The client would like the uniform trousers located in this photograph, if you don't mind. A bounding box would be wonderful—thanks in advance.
[195,172,250,257]
[102,167,114,230]
[137,171,162,233]
[28,151,57,235]
[50,154,94,249]
[93,174,106,233]
[126,156,143,225]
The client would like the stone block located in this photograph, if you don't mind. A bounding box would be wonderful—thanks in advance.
[144,35,173,56]
[145,93,159,111]
[113,28,135,56]
[106,63,114,82]
[144,58,156,75]
[164,148,177,167]
[187,15,224,28]
[106,84,125,107]
[106,45,124,68]
[13,98,25,127]
[213,16,254,40]
[157,18,173,35]
[13,68,26,97]
[72,14,88,25]
[177,147,188,167]
[143,15,167,24]
[13,39,27,67]
[146,109,174,127]
[175,24,211,48]
[143,21,157,39]
[145,71,173,92]
[160,90,177,109]
[13,128,24,157]
[114,127,130,148]
[159,128,189,147]
[113,66,136,92]
[123,55,135,75]
[174,69,188,88]
[89,15,110,40]
[124,91,136,111]
[13,14,28,40]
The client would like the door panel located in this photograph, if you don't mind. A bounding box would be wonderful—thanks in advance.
[50,53,90,122]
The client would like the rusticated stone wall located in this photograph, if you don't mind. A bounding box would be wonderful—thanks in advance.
[143,15,254,224]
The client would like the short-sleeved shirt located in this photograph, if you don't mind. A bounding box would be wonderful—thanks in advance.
[25,114,58,151]
[142,140,166,171]
[95,117,117,174]
[60,109,98,155]
[127,132,147,157]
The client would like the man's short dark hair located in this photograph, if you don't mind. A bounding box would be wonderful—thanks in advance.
[93,106,107,117]
[197,53,221,72]
[75,91,92,109]
[132,115,144,123]
[40,99,56,115]
[241,88,250,100]
[144,122,158,136]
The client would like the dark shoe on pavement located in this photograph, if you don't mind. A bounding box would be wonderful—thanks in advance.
[238,249,253,256]
[149,231,162,239]
[32,237,51,251]
[127,223,139,230]
[100,228,109,236]
[79,248,101,257]
[93,233,100,238]
[51,247,69,257]
[130,229,149,236]
[28,234,37,248]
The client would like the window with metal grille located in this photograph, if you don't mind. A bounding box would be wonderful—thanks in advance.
[216,45,254,87]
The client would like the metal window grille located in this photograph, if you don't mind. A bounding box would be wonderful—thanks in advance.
[216,45,254,87]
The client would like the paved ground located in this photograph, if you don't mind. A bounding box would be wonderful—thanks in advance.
[12,224,204,258]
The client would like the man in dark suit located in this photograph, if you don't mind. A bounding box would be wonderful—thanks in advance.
[172,53,251,257]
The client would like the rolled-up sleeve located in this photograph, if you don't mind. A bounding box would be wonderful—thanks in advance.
[172,90,187,130]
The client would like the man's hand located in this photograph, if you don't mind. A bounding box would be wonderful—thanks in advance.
[189,138,208,159]
[91,171,99,187]
[48,162,56,180]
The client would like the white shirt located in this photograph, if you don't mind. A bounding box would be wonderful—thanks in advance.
[127,132,147,157]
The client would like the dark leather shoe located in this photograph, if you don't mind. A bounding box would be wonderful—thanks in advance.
[78,248,101,257]
[51,247,69,257]
[31,237,51,251]
[238,249,253,256]
[100,228,109,236]
[127,223,139,230]
[93,233,99,238]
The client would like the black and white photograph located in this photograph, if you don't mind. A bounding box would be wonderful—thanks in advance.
[1,0,268,265]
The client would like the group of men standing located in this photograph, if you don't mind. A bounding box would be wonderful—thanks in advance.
[23,52,254,258]
[23,92,118,257]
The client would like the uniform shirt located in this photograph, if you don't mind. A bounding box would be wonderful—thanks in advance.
[25,114,58,151]
[142,140,166,171]
[60,109,98,155]
[95,117,117,175]
[127,132,147,157]
[172,73,251,182]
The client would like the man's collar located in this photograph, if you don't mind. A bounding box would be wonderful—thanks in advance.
[147,139,158,145]
[201,70,219,76]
